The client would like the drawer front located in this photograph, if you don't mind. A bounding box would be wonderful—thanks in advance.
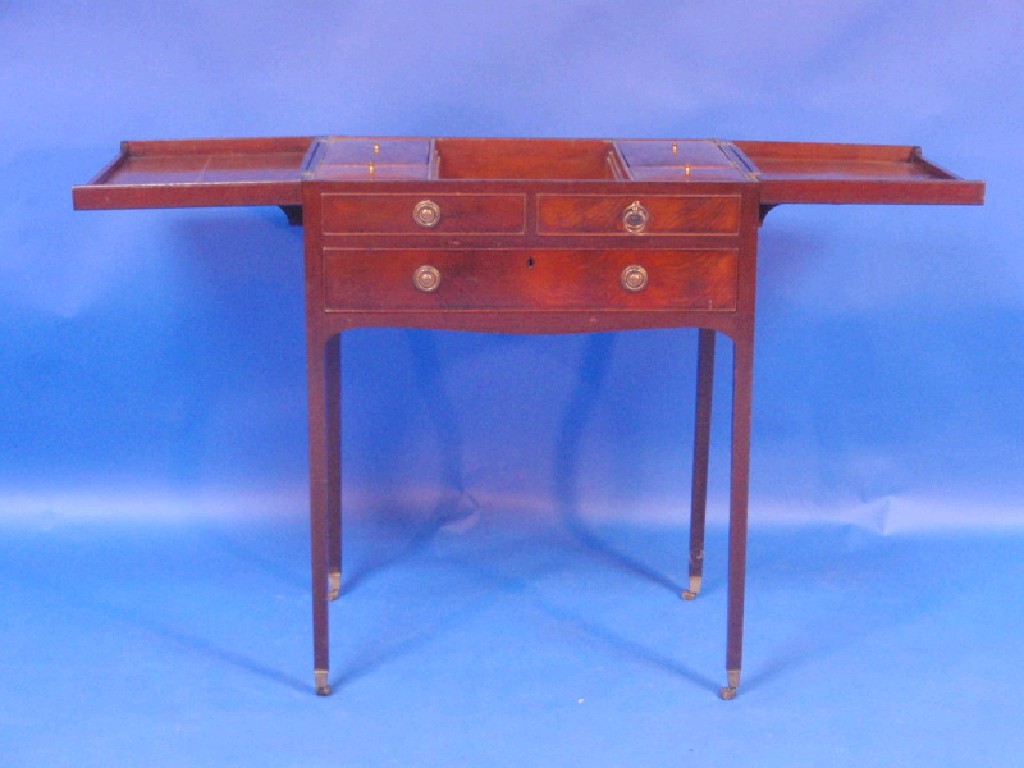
[321,193,526,235]
[537,194,741,235]
[323,249,737,311]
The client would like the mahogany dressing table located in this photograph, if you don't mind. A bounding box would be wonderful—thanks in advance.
[73,137,984,698]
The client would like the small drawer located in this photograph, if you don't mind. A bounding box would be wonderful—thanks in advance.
[322,249,738,312]
[536,194,741,236]
[321,193,526,235]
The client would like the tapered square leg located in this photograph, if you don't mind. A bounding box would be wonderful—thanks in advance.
[325,334,342,601]
[723,336,754,700]
[307,333,334,694]
[684,328,716,601]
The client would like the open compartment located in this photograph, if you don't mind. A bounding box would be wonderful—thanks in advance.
[434,138,625,180]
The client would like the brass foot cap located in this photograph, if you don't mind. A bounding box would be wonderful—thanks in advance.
[315,670,332,696]
[681,576,702,601]
[328,571,342,601]
[720,669,741,699]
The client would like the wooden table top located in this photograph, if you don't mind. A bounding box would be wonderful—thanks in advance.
[72,136,984,212]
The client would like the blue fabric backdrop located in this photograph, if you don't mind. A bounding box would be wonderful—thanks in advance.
[3,0,1019,531]
[2,3,1023,766]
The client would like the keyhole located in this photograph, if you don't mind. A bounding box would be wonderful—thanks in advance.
[526,257,535,268]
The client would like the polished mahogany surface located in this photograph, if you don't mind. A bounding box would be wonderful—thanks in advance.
[74,136,984,209]
[733,140,983,205]
[73,137,315,209]
[72,136,984,699]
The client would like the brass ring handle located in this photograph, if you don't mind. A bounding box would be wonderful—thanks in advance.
[622,200,650,234]
[621,265,648,292]
[413,265,441,292]
[413,199,441,228]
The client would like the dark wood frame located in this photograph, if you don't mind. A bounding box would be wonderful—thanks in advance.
[73,136,984,699]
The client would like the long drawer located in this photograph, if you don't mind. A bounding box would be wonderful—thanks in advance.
[322,248,738,311]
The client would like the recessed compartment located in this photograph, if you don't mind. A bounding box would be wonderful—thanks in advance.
[434,139,624,180]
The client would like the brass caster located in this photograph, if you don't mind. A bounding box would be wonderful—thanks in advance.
[315,669,332,696]
[681,575,702,601]
[719,669,741,700]
[328,570,341,601]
